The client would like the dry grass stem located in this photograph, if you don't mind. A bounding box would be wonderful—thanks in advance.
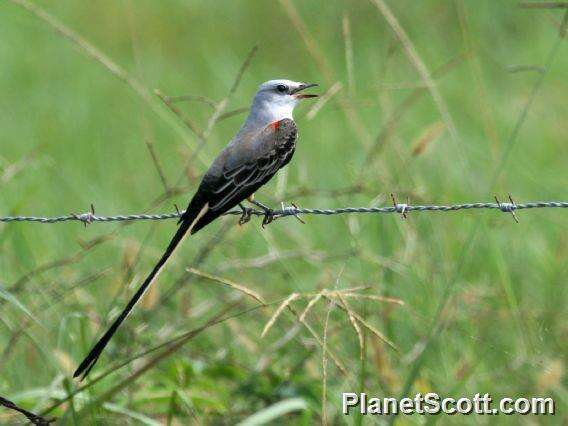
[260,286,397,374]
[328,295,398,351]
[306,81,343,120]
[337,293,364,360]
[279,0,372,146]
[411,121,446,156]
[172,45,258,185]
[328,286,371,294]
[8,0,194,149]
[187,267,266,305]
[261,293,300,337]
[369,0,462,159]
[168,94,217,108]
[217,107,249,121]
[145,140,170,192]
[351,310,397,351]
[202,45,258,140]
[155,89,205,139]
[342,12,356,96]
[299,292,324,322]
[321,298,334,425]
[519,2,568,8]
[289,305,347,375]
[456,2,499,147]
[362,50,468,166]
[341,293,405,305]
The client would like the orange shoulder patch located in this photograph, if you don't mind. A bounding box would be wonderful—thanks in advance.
[269,120,281,131]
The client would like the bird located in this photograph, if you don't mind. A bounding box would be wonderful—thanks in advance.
[73,79,318,379]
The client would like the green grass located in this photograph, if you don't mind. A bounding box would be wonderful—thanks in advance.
[1,0,567,424]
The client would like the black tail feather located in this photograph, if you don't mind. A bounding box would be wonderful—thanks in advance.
[73,217,194,380]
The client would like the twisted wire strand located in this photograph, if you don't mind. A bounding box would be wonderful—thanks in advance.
[0,201,566,225]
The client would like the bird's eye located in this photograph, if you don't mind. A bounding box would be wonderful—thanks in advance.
[276,84,288,93]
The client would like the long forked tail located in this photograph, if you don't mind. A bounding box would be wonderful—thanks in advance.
[73,203,209,380]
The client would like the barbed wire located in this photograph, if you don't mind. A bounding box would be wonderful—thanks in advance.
[0,197,566,226]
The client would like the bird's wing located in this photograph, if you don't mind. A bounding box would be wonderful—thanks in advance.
[202,118,298,214]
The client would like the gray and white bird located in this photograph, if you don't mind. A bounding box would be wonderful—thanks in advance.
[74,79,318,379]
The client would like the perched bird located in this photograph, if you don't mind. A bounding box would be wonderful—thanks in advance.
[74,79,318,379]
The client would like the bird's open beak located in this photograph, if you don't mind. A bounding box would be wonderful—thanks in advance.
[292,82,319,99]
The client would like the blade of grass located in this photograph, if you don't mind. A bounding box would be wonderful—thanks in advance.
[342,12,355,96]
[392,12,568,425]
[362,50,468,167]
[236,398,307,426]
[368,0,475,187]
[279,0,372,147]
[489,10,568,190]
[0,283,42,328]
[103,403,161,426]
[456,1,499,148]
[305,82,343,121]
[41,301,260,415]
[174,45,259,186]
[78,303,239,413]
[7,0,198,159]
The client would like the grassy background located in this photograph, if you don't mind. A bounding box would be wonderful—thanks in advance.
[1,0,566,424]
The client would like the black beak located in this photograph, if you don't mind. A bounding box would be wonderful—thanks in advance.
[292,82,319,99]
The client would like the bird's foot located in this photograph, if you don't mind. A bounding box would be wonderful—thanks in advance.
[238,203,253,225]
[261,210,275,228]
[249,199,275,228]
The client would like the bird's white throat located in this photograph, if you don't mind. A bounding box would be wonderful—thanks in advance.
[240,92,297,134]
[250,100,294,122]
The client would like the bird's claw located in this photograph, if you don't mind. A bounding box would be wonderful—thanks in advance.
[248,199,276,228]
[238,204,253,225]
[261,208,275,228]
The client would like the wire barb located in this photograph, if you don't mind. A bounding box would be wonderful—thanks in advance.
[495,194,519,223]
[70,203,96,227]
[391,193,409,219]
[281,201,306,224]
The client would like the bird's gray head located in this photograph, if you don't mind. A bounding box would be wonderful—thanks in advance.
[246,79,318,127]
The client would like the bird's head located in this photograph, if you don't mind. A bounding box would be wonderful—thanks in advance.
[250,79,318,122]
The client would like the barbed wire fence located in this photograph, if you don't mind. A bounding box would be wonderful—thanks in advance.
[1,197,567,226]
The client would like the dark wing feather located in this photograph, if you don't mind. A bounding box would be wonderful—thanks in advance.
[209,151,284,211]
